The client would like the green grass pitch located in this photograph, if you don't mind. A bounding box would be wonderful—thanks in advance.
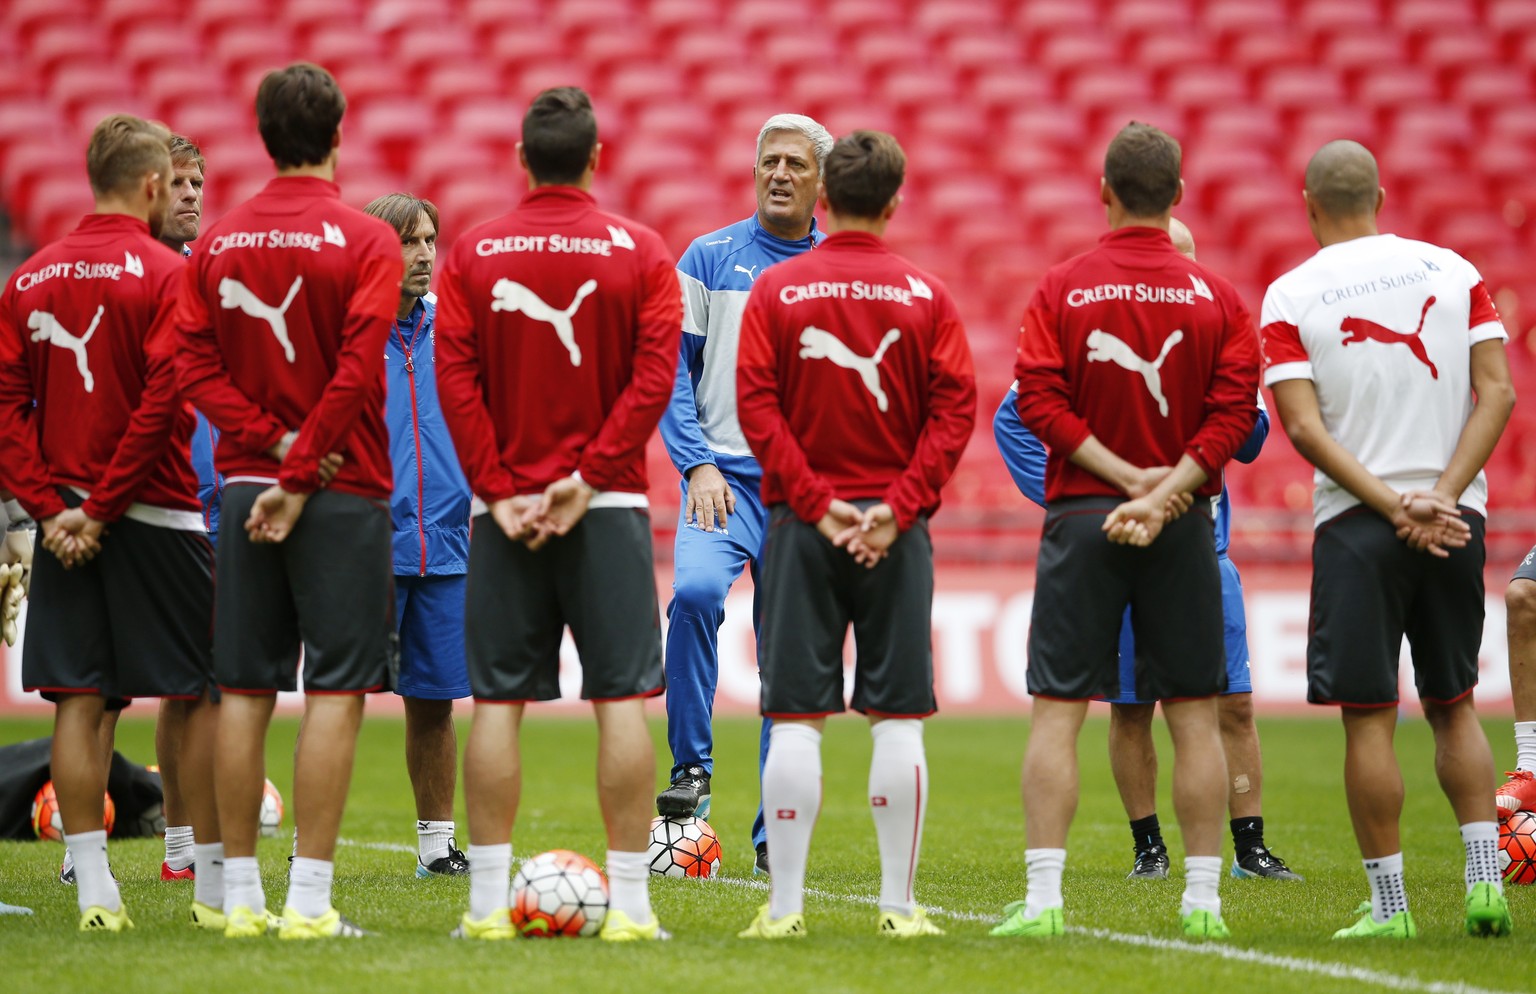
[0,713,1529,994]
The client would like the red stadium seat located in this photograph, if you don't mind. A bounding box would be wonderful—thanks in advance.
[1350,66,1441,113]
[330,63,412,112]
[1031,31,1122,77]
[1011,0,1100,38]
[459,0,547,39]
[364,0,454,35]
[1258,67,1347,111]
[1454,67,1535,110]
[545,0,639,42]
[189,0,270,38]
[451,99,524,152]
[303,28,389,74]
[405,143,503,193]
[824,0,894,40]
[1318,33,1411,74]
[849,31,930,75]
[944,32,1027,74]
[1487,0,1536,34]
[1064,66,1155,112]
[649,0,719,39]
[1387,106,1475,152]
[692,67,768,116]
[880,66,961,113]
[117,25,207,76]
[575,25,662,83]
[208,25,295,81]
[758,34,841,76]
[1161,65,1251,109]
[1132,31,1216,75]
[26,26,113,79]
[1191,105,1284,155]
[432,179,518,241]
[6,0,90,42]
[916,1,1003,41]
[787,67,873,116]
[668,29,751,77]
[1392,0,1478,34]
[968,65,1054,113]
[386,26,480,80]
[49,64,137,119]
[600,65,688,115]
[1221,33,1310,79]
[356,100,436,172]
[1203,0,1288,41]
[420,65,498,115]
[1106,0,1196,34]
[1295,0,1382,37]
[283,0,362,37]
[23,177,93,246]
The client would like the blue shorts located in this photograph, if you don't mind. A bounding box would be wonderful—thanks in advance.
[395,573,470,700]
[1100,555,1251,705]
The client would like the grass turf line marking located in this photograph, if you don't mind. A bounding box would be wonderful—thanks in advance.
[712,876,1518,994]
[337,840,1516,994]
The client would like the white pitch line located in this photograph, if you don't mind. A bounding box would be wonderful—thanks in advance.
[714,875,1520,994]
[337,840,1522,994]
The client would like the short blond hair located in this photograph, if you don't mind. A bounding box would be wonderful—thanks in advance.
[86,114,172,197]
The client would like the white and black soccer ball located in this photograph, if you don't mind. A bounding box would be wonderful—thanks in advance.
[509,849,609,937]
[647,816,722,878]
[259,779,284,837]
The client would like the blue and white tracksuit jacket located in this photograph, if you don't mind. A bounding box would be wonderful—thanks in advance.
[658,214,821,846]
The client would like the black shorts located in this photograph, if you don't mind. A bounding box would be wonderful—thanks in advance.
[23,503,213,702]
[757,503,936,719]
[1308,507,1485,707]
[465,507,663,703]
[1028,497,1224,701]
[214,485,396,695]
[1514,545,1536,585]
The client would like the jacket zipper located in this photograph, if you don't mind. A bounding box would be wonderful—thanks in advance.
[397,315,428,577]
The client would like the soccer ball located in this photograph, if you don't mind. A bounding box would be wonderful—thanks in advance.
[259,779,284,837]
[1499,810,1536,885]
[647,816,722,878]
[30,780,115,841]
[509,849,609,937]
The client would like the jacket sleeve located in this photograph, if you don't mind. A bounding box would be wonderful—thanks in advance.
[434,254,518,502]
[992,385,1048,508]
[278,238,402,493]
[83,270,186,521]
[1184,294,1262,479]
[658,265,716,477]
[736,287,835,523]
[577,245,682,489]
[173,262,289,454]
[1014,280,1092,454]
[1233,393,1270,465]
[0,286,64,519]
[881,292,977,529]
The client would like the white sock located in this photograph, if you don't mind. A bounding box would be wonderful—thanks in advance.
[193,843,225,910]
[763,722,822,920]
[869,719,927,916]
[223,856,264,915]
[605,850,653,923]
[1364,852,1408,922]
[417,820,455,865]
[467,843,512,920]
[1181,856,1223,916]
[164,826,195,871]
[286,857,334,919]
[1022,848,1066,919]
[64,830,119,913]
[1516,722,1536,771]
[1461,822,1503,891]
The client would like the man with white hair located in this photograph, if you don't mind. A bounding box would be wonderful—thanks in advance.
[656,112,832,875]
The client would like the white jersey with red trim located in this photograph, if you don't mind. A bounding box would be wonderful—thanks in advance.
[1259,233,1506,526]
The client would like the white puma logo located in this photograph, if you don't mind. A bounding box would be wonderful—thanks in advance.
[219,276,304,363]
[1085,328,1184,417]
[490,278,598,366]
[28,306,103,392]
[798,325,902,412]
[734,264,758,282]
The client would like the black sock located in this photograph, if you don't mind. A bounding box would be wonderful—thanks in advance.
[1231,816,1265,853]
[1129,814,1163,850]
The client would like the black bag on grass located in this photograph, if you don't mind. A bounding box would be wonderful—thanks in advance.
[0,737,164,840]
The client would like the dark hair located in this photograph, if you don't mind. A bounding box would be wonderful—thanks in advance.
[823,130,906,219]
[86,114,173,197]
[522,87,598,185]
[169,134,205,172]
[255,62,346,169]
[1104,122,1182,217]
[363,192,440,240]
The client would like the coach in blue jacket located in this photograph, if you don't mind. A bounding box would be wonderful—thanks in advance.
[367,193,472,878]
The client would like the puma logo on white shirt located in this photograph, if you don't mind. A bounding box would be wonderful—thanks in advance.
[1085,328,1184,417]
[28,305,103,392]
[798,325,902,412]
[219,276,303,363]
[491,278,598,367]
